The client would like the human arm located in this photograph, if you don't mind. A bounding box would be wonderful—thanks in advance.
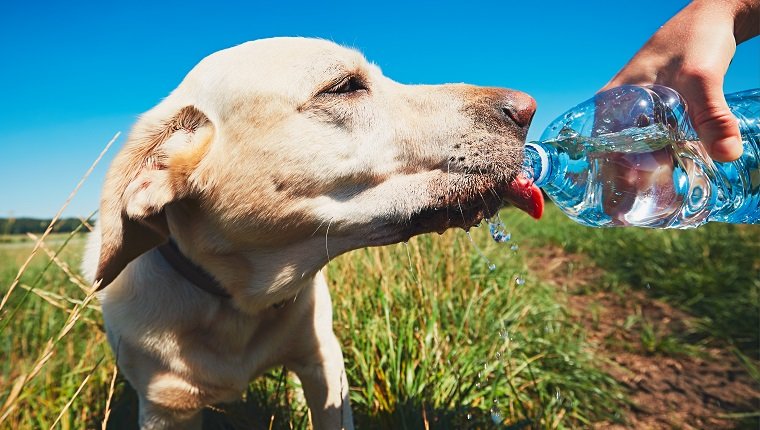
[602,0,760,162]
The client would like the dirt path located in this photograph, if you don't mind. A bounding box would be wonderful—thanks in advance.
[527,246,760,429]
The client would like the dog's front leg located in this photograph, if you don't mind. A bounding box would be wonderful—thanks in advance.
[291,332,354,430]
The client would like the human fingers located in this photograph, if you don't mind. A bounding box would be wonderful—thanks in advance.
[677,71,743,162]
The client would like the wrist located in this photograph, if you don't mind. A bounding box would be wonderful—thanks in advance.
[690,0,760,43]
[733,0,760,43]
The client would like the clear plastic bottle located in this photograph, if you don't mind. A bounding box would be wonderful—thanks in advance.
[524,85,759,228]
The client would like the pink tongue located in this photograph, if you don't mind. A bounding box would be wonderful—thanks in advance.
[504,174,544,219]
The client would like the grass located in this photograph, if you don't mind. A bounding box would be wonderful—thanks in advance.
[0,215,626,429]
[0,231,113,429]
[0,203,757,429]
[329,230,623,428]
[508,204,760,357]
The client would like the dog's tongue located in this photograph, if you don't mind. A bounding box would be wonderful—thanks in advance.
[504,174,544,219]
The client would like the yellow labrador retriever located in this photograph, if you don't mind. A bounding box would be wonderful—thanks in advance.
[82,37,541,429]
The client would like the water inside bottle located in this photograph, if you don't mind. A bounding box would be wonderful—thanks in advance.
[539,124,721,228]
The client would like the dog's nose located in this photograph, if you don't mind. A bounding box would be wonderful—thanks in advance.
[500,90,536,129]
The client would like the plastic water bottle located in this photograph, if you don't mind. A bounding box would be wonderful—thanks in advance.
[523,85,759,228]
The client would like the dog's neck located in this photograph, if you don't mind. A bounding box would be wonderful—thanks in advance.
[163,203,346,313]
[157,237,298,311]
[157,239,231,299]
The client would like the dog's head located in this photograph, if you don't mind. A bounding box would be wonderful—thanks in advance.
[95,37,539,300]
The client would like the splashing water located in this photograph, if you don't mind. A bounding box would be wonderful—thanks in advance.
[487,215,519,254]
[487,216,512,243]
[463,217,534,424]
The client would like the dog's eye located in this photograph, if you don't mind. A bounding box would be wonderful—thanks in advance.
[324,76,368,95]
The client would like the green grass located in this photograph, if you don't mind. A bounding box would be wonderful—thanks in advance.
[509,203,760,357]
[329,231,623,428]
[0,232,113,429]
[1,205,757,429]
[0,217,626,429]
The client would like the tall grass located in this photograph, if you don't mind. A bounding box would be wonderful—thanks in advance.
[330,230,623,428]
[0,233,113,429]
[2,203,758,429]
[0,218,625,429]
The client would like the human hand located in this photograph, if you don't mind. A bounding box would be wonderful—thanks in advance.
[602,0,759,162]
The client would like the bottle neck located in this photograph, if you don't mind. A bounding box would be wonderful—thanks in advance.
[523,142,550,187]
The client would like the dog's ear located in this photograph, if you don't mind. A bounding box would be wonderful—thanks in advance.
[95,105,214,289]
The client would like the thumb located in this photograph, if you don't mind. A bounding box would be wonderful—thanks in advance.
[681,81,743,162]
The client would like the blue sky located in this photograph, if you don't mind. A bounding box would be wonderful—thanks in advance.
[1,1,758,218]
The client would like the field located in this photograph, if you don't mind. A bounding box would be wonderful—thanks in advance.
[0,205,758,429]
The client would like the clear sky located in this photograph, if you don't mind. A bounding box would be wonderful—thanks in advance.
[1,0,758,218]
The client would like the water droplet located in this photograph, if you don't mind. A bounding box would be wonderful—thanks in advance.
[466,413,472,420]
[555,388,561,401]
[490,407,503,424]
[487,217,511,243]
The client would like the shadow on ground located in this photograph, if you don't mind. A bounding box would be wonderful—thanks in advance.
[100,380,516,430]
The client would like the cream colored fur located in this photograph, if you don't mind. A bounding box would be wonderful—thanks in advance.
[82,37,534,429]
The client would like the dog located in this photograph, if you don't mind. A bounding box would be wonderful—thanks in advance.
[82,37,541,429]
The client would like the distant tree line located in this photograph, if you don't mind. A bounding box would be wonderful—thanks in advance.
[0,218,86,235]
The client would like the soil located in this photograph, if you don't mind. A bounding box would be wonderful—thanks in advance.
[527,246,760,430]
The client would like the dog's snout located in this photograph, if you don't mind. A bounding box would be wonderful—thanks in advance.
[499,90,536,129]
